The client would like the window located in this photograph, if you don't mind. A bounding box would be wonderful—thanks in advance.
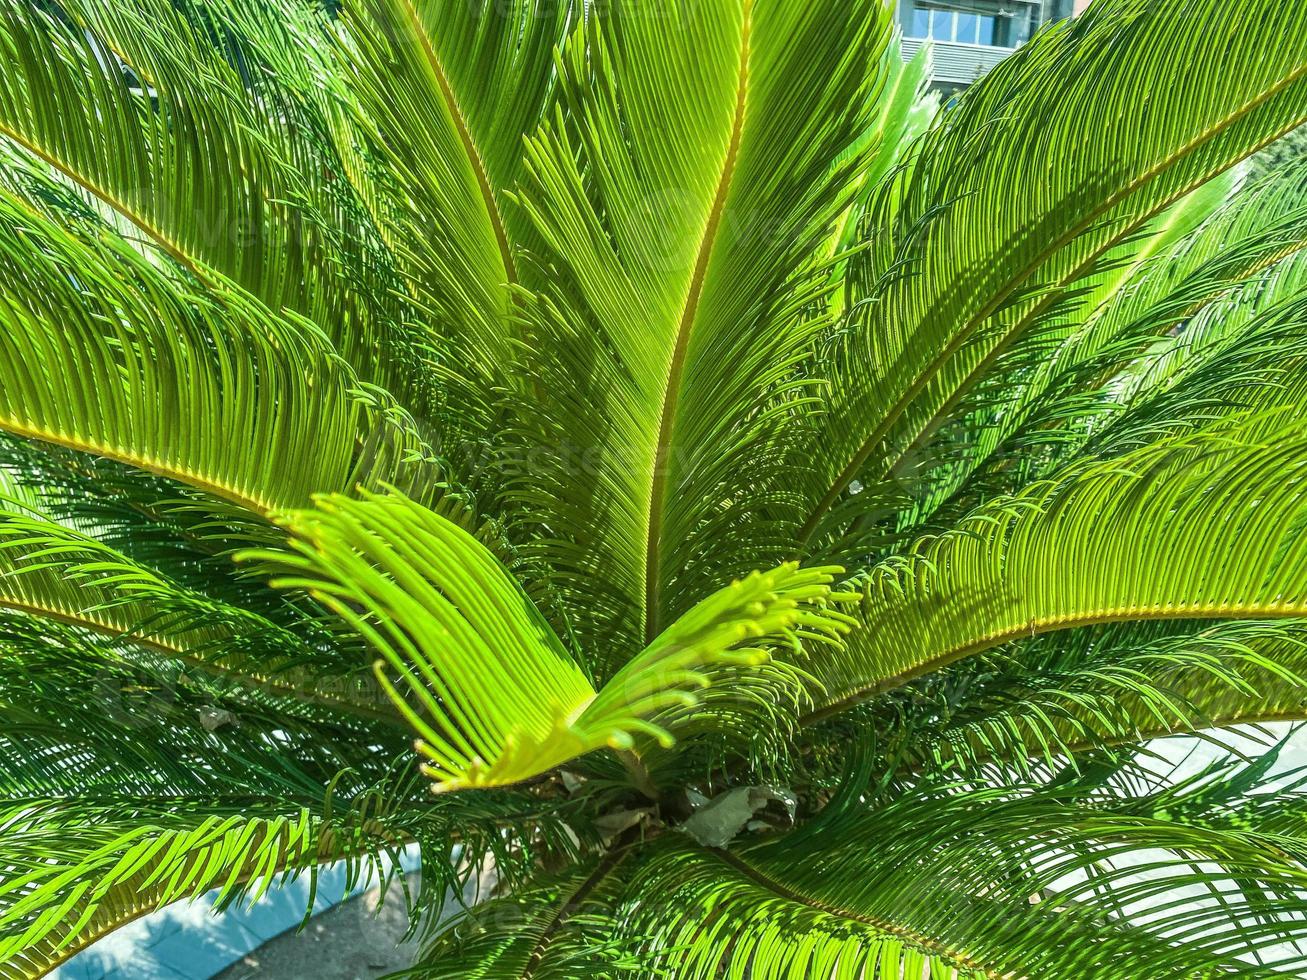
[903,2,1042,48]
[1003,4,1040,46]
[956,12,978,42]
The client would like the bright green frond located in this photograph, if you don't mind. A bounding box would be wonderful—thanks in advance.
[331,0,573,372]
[807,419,1307,722]
[616,759,1307,978]
[0,493,395,721]
[882,239,1307,561]
[0,803,323,978]
[802,0,1307,556]
[4,0,1307,972]
[507,0,894,658]
[0,184,437,518]
[0,760,534,979]
[902,620,1307,778]
[403,855,644,979]
[0,0,422,392]
[255,490,601,792]
[828,35,939,292]
[258,489,852,792]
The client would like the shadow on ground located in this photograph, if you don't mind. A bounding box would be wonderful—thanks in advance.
[211,874,423,980]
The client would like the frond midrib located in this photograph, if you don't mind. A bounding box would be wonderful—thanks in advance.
[0,595,401,726]
[395,0,516,286]
[0,123,201,278]
[4,820,395,980]
[519,848,634,979]
[0,415,273,516]
[803,600,1307,726]
[711,847,1010,979]
[643,0,753,642]
[795,63,1307,553]
[852,113,1307,525]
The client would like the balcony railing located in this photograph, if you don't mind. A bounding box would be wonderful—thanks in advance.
[896,1,1074,88]
[901,36,1016,87]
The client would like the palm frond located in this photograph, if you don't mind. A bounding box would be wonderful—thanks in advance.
[0,486,396,721]
[0,760,550,979]
[401,855,647,979]
[328,0,573,374]
[0,0,426,399]
[0,611,386,800]
[805,416,1307,723]
[897,619,1307,779]
[256,489,853,792]
[617,767,1307,978]
[505,0,893,658]
[801,0,1307,556]
[0,181,436,518]
[4,0,1307,973]
[882,170,1307,552]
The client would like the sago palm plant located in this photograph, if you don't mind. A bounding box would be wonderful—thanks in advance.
[1,0,1307,975]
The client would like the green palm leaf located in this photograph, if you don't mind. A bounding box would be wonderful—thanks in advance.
[0,182,435,518]
[806,417,1307,722]
[256,489,852,791]
[2,0,1307,972]
[617,767,1307,978]
[905,620,1307,777]
[508,0,893,655]
[802,0,1307,555]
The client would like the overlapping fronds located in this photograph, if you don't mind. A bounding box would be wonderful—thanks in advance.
[827,36,938,294]
[326,0,571,378]
[616,766,1307,978]
[806,419,1307,722]
[802,0,1307,557]
[858,164,1307,553]
[0,0,430,400]
[257,489,854,792]
[0,611,381,800]
[0,803,325,978]
[3,0,1307,972]
[0,487,394,722]
[0,759,552,980]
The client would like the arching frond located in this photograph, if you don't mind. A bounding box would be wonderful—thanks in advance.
[506,0,893,658]
[329,0,574,371]
[849,163,1307,556]
[3,0,1307,972]
[0,485,397,723]
[0,611,390,801]
[805,418,1307,723]
[617,770,1307,979]
[802,0,1307,556]
[900,620,1307,778]
[0,760,549,980]
[0,0,424,398]
[257,489,854,792]
[401,855,645,979]
[827,36,939,293]
[0,184,435,518]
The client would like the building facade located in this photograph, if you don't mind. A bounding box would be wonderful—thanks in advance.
[895,0,1083,90]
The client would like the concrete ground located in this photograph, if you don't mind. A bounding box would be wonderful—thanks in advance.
[211,875,424,980]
